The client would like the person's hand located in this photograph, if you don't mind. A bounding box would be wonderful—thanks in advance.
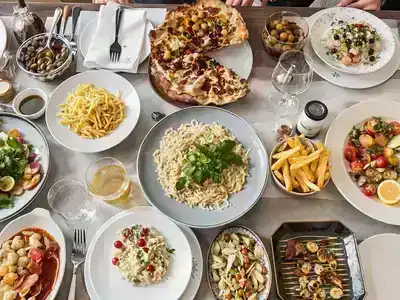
[93,0,131,4]
[226,0,254,6]
[337,0,381,10]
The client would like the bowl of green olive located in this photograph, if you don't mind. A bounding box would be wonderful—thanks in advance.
[16,33,72,82]
[262,11,309,60]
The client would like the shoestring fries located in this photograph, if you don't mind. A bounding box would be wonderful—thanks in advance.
[57,84,126,139]
[271,134,332,193]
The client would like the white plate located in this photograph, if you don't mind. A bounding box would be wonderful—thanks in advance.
[46,70,141,153]
[208,40,253,80]
[79,17,153,67]
[84,206,192,300]
[84,206,203,300]
[0,18,7,60]
[359,233,400,300]
[0,208,66,300]
[325,100,400,225]
[0,113,50,222]
[305,10,400,89]
[310,7,395,75]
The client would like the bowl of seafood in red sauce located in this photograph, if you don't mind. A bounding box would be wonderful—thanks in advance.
[0,208,66,300]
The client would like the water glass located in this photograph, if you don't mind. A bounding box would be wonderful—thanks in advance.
[85,157,131,204]
[266,50,313,119]
[47,178,96,228]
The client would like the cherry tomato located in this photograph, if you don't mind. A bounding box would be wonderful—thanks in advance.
[112,257,119,265]
[146,264,155,272]
[137,238,146,247]
[140,228,149,237]
[28,248,44,263]
[114,240,123,249]
[350,161,364,175]
[371,153,377,160]
[356,24,364,29]
[376,156,388,168]
[390,121,400,135]
[362,184,377,196]
[143,247,149,253]
[344,146,358,162]
[241,248,248,255]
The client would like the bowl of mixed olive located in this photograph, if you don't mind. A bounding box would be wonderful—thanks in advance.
[16,33,72,81]
[262,11,309,59]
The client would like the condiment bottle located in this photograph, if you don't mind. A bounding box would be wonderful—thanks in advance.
[13,0,45,45]
[296,101,328,138]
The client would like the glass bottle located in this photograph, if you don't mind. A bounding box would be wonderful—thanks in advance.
[13,0,45,44]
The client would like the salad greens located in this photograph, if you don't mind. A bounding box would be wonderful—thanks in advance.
[0,138,28,182]
[176,140,244,190]
[0,194,14,209]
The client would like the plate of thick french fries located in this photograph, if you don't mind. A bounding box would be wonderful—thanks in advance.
[46,70,141,153]
[270,134,331,195]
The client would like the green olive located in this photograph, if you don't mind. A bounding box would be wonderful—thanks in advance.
[282,44,292,52]
[30,63,38,70]
[27,46,35,52]
[288,34,295,42]
[274,43,282,52]
[280,32,288,41]
[45,51,53,58]
[38,52,46,59]
[39,63,47,70]
[270,29,278,37]
[276,24,284,32]
[269,36,277,45]
[37,58,44,65]
[273,20,280,25]
[269,22,276,29]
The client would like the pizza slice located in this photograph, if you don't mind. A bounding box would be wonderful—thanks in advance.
[150,0,249,62]
[151,52,249,105]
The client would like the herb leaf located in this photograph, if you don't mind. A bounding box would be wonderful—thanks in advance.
[176,140,244,190]
[167,248,175,255]
[0,194,14,209]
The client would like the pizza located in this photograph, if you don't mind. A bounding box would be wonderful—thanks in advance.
[149,0,250,105]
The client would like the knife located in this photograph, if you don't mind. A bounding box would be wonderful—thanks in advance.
[60,5,71,36]
[70,5,82,48]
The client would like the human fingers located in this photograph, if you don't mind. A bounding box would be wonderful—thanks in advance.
[226,0,235,5]
[348,0,380,9]
[241,0,254,5]
[337,0,354,7]
[232,0,243,5]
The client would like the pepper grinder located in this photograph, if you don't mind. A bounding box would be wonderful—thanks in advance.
[13,0,45,44]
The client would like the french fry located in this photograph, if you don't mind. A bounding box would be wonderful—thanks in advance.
[294,135,301,147]
[282,160,292,192]
[274,170,285,183]
[301,165,315,182]
[291,178,300,188]
[294,171,310,193]
[301,149,308,156]
[285,135,295,149]
[277,142,288,153]
[317,156,329,188]
[289,148,324,171]
[310,159,319,173]
[297,169,320,192]
[272,145,301,160]
[316,141,324,150]
[324,171,331,182]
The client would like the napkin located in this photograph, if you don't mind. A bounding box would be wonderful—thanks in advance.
[84,3,147,73]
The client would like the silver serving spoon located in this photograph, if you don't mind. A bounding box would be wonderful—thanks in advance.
[35,7,62,60]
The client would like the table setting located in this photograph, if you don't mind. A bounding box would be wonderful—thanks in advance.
[0,1,400,300]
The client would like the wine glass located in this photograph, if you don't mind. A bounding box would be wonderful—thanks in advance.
[266,50,313,119]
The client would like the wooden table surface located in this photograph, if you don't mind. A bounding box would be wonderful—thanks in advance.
[2,2,400,70]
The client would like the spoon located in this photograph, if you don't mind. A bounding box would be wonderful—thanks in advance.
[35,7,62,60]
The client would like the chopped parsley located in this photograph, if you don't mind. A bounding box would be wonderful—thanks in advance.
[167,248,175,255]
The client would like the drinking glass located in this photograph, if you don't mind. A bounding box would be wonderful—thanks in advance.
[48,178,96,228]
[85,157,131,204]
[266,50,313,119]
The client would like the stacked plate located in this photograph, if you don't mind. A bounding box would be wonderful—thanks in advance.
[84,206,203,300]
[305,7,400,89]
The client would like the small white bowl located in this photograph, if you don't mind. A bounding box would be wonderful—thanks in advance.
[12,88,47,120]
[270,137,330,196]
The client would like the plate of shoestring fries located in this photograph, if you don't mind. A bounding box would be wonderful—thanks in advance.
[270,135,331,195]
[46,70,141,153]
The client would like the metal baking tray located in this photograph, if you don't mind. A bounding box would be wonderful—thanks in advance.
[271,221,366,300]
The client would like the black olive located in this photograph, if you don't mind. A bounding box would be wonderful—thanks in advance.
[345,39,351,45]
[368,49,374,55]
[369,39,375,44]
[355,41,362,47]
[370,56,376,62]
[151,112,166,122]
[334,34,339,40]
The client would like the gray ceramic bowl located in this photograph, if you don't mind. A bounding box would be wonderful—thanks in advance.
[16,33,72,82]
[270,137,330,196]
[137,106,269,228]
[207,225,273,300]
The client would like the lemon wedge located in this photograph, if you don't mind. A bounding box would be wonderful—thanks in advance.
[377,180,400,205]
[0,176,15,192]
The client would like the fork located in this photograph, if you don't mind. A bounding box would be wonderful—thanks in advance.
[68,229,86,300]
[109,6,124,62]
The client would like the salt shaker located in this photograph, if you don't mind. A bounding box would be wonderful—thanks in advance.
[296,101,328,138]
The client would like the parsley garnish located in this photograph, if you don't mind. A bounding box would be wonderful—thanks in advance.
[0,194,13,209]
[0,138,28,181]
[176,140,244,191]
[167,248,175,255]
